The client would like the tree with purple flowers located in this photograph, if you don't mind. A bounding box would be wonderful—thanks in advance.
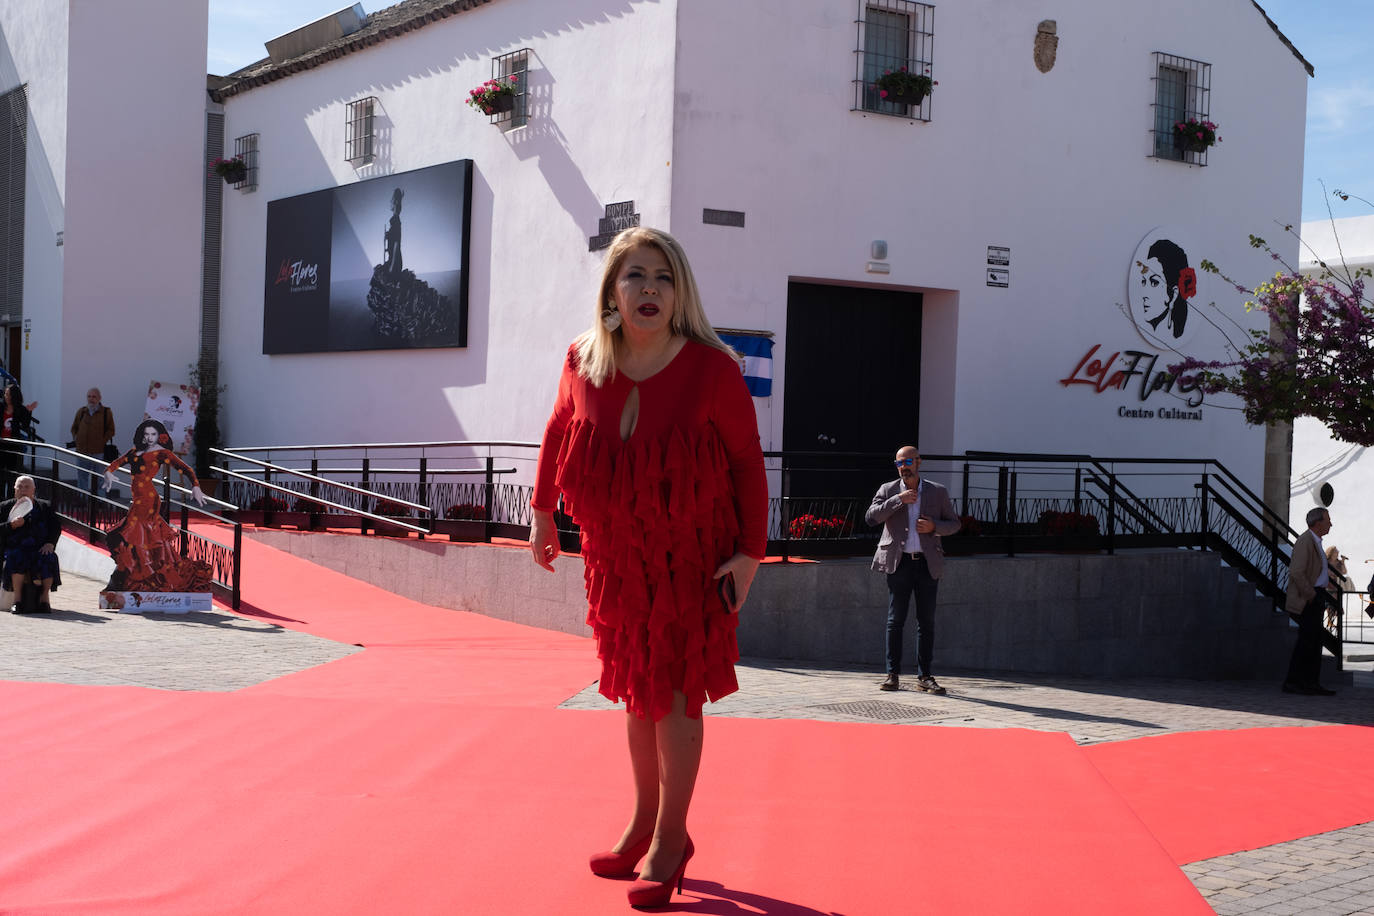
[1171,198,1374,446]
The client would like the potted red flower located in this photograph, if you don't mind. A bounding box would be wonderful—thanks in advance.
[465,77,518,116]
[1172,118,1220,154]
[874,67,936,107]
[209,155,248,184]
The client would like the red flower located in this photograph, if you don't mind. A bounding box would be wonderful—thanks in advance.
[1178,266,1197,300]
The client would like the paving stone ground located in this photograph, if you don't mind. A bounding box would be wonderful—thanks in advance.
[0,572,360,691]
[4,572,1372,914]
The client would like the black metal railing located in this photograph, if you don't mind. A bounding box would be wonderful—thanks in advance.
[1,440,243,609]
[1337,589,1374,648]
[211,442,1310,615]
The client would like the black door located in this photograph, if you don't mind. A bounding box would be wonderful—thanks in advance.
[782,282,921,499]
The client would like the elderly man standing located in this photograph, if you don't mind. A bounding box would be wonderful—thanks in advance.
[70,388,115,492]
[866,445,961,694]
[1283,507,1340,696]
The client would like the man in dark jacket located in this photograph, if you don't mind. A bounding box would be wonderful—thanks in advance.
[0,475,61,613]
[866,446,961,694]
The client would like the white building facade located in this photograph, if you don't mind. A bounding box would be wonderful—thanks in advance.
[211,0,1308,492]
[5,0,1311,502]
[0,0,209,451]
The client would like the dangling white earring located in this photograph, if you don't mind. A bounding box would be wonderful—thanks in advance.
[602,304,621,332]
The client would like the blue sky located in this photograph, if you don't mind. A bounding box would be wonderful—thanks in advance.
[207,1,1373,224]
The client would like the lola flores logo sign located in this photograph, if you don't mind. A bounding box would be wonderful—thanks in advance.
[1058,227,1208,421]
[274,258,320,292]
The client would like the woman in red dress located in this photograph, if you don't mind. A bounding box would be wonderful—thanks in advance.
[530,227,767,908]
[103,419,209,591]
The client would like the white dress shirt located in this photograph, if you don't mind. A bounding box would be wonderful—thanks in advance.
[1314,533,1329,588]
[902,480,923,554]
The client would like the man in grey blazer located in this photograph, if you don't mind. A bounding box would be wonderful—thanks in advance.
[1283,506,1339,695]
[866,445,961,693]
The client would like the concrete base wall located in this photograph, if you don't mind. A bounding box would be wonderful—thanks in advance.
[247,531,1297,680]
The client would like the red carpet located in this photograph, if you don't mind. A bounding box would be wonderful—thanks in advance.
[1085,725,1374,864]
[0,534,1357,912]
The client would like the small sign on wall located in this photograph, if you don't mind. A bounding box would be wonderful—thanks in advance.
[987,246,1010,287]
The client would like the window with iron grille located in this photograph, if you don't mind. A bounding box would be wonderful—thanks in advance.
[854,1,935,122]
[490,48,530,130]
[345,97,376,164]
[0,84,27,324]
[232,133,259,191]
[1151,53,1213,166]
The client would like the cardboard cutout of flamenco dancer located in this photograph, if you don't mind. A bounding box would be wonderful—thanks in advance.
[97,419,213,613]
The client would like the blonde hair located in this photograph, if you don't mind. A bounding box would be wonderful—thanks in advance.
[573,227,735,387]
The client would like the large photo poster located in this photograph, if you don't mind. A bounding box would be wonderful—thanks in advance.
[263,159,473,354]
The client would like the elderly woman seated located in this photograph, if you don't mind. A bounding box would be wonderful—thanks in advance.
[1,475,61,613]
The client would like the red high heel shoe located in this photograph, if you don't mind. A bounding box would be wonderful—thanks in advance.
[589,833,653,878]
[626,836,694,909]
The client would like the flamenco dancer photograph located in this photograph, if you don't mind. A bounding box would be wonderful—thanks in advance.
[100,419,212,599]
[529,227,767,909]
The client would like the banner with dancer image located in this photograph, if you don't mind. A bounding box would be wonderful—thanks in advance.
[143,380,199,455]
[262,159,473,354]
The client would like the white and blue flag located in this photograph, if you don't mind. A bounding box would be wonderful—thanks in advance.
[717,333,773,398]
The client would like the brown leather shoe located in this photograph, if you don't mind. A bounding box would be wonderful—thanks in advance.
[879,674,899,691]
[917,676,947,695]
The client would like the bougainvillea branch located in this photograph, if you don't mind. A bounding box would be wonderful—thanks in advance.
[1170,220,1374,445]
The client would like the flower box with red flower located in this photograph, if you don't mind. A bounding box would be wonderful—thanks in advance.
[1172,118,1220,154]
[249,495,289,513]
[873,67,935,107]
[209,156,248,184]
[1037,510,1100,538]
[788,514,851,539]
[465,77,518,116]
[952,515,983,536]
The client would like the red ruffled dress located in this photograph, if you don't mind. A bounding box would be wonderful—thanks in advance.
[533,341,768,721]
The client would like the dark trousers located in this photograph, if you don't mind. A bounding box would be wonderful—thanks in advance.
[1286,595,1340,687]
[886,553,939,678]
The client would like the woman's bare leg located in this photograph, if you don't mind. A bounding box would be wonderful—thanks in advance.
[9,573,27,609]
[639,691,702,881]
[38,577,52,602]
[613,709,660,852]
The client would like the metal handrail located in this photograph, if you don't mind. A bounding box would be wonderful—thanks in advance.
[224,439,541,453]
[211,448,433,515]
[253,466,515,476]
[212,467,432,534]
[3,439,239,517]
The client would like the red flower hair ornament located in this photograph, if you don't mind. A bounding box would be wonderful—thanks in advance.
[1177,267,1198,300]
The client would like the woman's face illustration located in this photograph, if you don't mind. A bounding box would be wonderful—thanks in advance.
[1133,257,1172,323]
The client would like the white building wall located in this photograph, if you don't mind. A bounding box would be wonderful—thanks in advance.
[669,0,1306,493]
[58,0,208,453]
[206,0,1309,503]
[0,0,68,429]
[217,0,679,449]
[1292,214,1374,578]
